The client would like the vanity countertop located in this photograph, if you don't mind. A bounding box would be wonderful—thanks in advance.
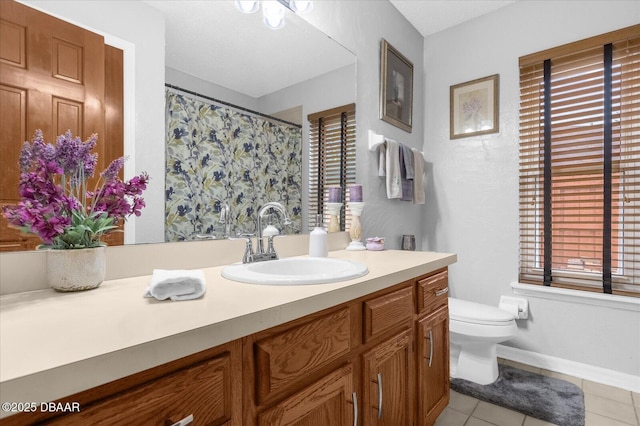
[0,249,455,411]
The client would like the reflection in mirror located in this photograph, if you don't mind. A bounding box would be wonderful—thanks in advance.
[164,88,303,241]
[151,0,356,242]
[0,0,356,251]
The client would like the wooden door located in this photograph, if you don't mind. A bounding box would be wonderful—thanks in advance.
[258,364,356,426]
[362,329,414,425]
[100,45,124,247]
[417,306,450,426]
[0,0,123,251]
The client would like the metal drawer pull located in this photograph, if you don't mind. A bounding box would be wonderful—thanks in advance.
[170,414,193,426]
[428,330,434,367]
[377,372,383,419]
[352,392,358,426]
[435,287,449,297]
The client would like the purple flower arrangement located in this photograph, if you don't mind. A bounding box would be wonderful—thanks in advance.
[2,130,149,249]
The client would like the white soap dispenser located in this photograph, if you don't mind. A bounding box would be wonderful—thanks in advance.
[309,214,328,257]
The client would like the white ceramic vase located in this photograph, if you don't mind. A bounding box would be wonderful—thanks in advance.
[46,246,106,292]
[346,202,366,251]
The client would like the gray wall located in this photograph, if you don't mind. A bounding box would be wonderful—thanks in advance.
[423,0,640,379]
[302,1,427,249]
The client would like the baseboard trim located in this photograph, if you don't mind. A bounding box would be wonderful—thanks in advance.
[497,344,640,392]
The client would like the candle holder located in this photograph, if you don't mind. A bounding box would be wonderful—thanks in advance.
[346,202,366,251]
[326,202,343,233]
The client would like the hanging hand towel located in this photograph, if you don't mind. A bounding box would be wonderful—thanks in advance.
[145,269,206,301]
[412,147,425,205]
[378,143,387,177]
[399,144,414,201]
[402,144,415,180]
[385,138,402,199]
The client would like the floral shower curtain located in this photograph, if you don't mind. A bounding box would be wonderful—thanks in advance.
[165,89,302,241]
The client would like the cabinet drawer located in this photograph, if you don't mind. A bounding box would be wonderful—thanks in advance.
[363,285,413,342]
[48,352,234,425]
[255,306,353,402]
[417,270,448,315]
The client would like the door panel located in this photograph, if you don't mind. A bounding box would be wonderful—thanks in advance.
[0,0,123,250]
[102,45,125,246]
[258,364,355,426]
[362,329,414,425]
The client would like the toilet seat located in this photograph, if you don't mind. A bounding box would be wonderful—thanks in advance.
[449,297,515,326]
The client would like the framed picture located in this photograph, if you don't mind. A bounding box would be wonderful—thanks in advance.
[450,74,499,139]
[380,39,413,133]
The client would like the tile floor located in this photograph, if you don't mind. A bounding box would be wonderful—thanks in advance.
[435,359,640,426]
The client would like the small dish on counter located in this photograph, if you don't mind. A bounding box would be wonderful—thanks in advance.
[366,237,385,251]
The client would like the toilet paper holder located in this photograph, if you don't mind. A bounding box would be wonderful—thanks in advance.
[499,296,529,319]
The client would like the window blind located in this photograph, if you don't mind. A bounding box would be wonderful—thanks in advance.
[308,104,356,232]
[519,25,640,296]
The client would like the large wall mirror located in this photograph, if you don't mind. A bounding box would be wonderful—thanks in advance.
[3,0,356,250]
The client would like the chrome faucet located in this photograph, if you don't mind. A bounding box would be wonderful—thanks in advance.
[219,201,230,239]
[241,201,292,263]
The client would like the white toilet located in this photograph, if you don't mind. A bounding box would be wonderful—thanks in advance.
[448,297,518,385]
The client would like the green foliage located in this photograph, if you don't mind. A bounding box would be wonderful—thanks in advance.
[48,212,118,249]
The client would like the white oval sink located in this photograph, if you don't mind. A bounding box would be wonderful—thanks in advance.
[221,257,369,285]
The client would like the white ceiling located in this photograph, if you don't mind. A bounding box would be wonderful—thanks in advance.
[389,0,517,37]
[144,1,517,99]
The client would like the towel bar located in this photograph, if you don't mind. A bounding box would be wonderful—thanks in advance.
[368,130,426,160]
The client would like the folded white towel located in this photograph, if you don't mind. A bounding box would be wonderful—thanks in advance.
[412,147,425,205]
[145,269,206,301]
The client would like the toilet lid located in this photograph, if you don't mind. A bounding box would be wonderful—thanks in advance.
[449,297,515,325]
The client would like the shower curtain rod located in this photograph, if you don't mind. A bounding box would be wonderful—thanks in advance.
[165,83,302,128]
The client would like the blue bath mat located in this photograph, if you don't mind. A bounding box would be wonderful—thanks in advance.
[450,364,585,426]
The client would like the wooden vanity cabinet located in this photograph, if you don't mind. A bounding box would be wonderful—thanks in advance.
[245,270,449,426]
[1,340,243,426]
[243,282,418,425]
[4,268,449,426]
[416,269,450,426]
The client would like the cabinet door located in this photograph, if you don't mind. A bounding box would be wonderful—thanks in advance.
[258,364,355,426]
[362,329,414,426]
[417,305,449,426]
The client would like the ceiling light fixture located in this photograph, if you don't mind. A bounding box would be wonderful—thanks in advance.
[235,0,260,13]
[234,0,313,30]
[261,1,285,30]
[289,0,313,14]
